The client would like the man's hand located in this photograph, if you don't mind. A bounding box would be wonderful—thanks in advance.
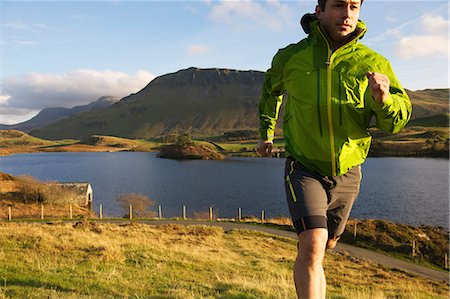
[256,140,273,157]
[366,71,390,103]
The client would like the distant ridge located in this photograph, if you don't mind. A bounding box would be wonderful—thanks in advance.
[0,96,119,133]
[29,67,449,140]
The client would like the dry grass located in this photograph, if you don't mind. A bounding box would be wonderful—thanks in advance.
[0,200,93,219]
[0,222,447,298]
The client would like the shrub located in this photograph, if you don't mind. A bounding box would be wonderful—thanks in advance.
[176,133,194,147]
[116,193,157,218]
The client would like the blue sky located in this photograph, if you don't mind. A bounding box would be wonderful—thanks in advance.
[0,0,449,124]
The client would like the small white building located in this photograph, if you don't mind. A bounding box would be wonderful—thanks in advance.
[57,182,93,210]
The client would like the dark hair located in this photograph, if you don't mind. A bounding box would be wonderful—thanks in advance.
[318,0,364,11]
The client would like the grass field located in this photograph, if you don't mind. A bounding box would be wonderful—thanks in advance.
[0,221,448,299]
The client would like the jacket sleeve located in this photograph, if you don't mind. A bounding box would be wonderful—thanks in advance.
[259,53,285,141]
[369,61,412,134]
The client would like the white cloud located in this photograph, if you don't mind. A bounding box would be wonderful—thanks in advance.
[396,35,448,59]
[0,95,11,105]
[394,13,449,59]
[14,40,37,47]
[2,20,51,33]
[70,14,98,21]
[0,69,155,125]
[188,44,210,55]
[208,0,293,31]
[0,107,39,125]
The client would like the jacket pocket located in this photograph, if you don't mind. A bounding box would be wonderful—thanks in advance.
[285,68,323,136]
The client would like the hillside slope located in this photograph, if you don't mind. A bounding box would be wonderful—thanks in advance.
[0,96,119,133]
[30,67,449,140]
[0,222,447,298]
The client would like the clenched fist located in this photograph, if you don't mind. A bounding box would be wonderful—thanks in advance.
[256,140,273,157]
[366,72,390,103]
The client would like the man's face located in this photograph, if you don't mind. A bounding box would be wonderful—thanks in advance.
[316,0,361,46]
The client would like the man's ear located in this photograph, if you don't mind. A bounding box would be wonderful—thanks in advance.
[315,5,322,18]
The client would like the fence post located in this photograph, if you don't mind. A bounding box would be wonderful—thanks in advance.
[238,208,242,222]
[99,204,103,220]
[69,204,73,220]
[209,207,213,221]
[182,205,186,220]
[8,206,11,221]
[158,205,162,219]
[261,210,265,223]
[445,253,448,269]
[129,204,133,220]
[41,204,44,220]
[412,240,416,257]
[353,222,357,239]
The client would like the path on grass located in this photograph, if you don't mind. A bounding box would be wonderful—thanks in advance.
[137,219,449,284]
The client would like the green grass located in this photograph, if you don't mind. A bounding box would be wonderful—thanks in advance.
[78,135,160,150]
[0,222,448,298]
[0,130,55,148]
[216,138,285,155]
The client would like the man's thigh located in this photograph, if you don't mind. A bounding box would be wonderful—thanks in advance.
[284,158,328,234]
[327,165,362,237]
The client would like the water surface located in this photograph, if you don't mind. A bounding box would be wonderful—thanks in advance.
[0,152,448,228]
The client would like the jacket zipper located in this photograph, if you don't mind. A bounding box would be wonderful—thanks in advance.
[317,27,337,176]
[316,70,323,136]
[316,26,367,176]
[339,72,343,126]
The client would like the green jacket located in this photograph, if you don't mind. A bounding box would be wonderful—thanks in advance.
[259,15,412,176]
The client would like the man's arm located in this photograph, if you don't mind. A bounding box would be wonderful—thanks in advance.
[367,62,412,134]
[258,53,285,156]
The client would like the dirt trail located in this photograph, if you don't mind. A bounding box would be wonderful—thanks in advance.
[139,219,449,284]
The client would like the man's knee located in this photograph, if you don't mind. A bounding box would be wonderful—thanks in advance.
[297,228,328,264]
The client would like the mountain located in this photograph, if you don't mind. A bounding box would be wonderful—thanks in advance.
[29,67,449,140]
[31,68,265,140]
[0,96,119,133]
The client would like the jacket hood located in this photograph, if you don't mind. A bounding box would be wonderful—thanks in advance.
[300,13,317,34]
[300,13,367,40]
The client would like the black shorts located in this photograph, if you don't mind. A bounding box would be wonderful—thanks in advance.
[284,157,361,238]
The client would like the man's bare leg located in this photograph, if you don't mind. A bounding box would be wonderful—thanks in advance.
[294,228,328,299]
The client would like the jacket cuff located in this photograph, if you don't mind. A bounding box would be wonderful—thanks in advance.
[371,95,394,111]
[260,130,274,141]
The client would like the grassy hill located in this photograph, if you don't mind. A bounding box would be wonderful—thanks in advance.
[408,113,449,127]
[0,221,447,298]
[0,130,60,155]
[78,135,158,152]
[406,89,449,120]
[0,130,161,155]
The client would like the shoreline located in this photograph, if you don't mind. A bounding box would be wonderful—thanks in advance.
[1,146,448,159]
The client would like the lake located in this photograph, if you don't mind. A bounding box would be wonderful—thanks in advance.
[0,152,448,228]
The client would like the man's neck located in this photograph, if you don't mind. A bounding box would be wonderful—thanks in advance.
[334,29,362,51]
